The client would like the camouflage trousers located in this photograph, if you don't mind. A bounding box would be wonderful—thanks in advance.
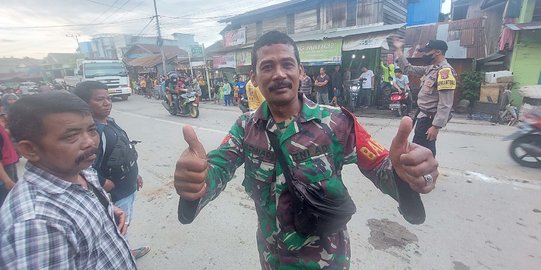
[256,228,351,269]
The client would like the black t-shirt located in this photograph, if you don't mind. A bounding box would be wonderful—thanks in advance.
[314,74,330,93]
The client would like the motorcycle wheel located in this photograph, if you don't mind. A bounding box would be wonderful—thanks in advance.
[189,105,199,118]
[394,108,402,117]
[509,134,541,168]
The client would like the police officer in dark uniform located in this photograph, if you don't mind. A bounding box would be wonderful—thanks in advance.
[393,39,457,156]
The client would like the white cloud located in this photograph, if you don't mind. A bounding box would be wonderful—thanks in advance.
[0,0,289,58]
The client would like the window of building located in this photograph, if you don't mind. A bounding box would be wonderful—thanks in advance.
[357,0,383,25]
[533,0,541,22]
[327,0,347,28]
[452,4,469,20]
[346,0,357,27]
[256,21,262,38]
[287,14,295,34]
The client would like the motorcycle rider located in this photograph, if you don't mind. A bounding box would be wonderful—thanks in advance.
[392,68,413,114]
[165,73,180,106]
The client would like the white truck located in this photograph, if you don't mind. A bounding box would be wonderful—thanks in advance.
[66,60,132,100]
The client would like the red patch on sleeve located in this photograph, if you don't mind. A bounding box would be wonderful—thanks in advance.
[221,134,232,145]
[341,108,389,170]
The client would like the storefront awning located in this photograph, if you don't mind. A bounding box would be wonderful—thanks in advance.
[342,32,392,52]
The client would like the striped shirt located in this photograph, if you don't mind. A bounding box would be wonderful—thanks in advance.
[0,163,136,270]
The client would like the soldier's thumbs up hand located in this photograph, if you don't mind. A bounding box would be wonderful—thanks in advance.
[174,125,208,201]
[389,117,438,194]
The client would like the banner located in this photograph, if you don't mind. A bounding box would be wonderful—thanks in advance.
[224,28,246,47]
[236,49,252,67]
[213,52,236,68]
[297,38,342,66]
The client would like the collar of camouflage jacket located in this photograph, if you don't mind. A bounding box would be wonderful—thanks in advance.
[253,93,323,125]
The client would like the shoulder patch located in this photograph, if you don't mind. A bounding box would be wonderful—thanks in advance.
[437,67,457,91]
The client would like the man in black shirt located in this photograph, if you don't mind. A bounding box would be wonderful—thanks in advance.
[330,65,343,106]
[314,67,330,105]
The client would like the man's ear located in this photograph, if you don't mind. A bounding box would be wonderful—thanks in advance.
[250,70,258,87]
[16,140,40,163]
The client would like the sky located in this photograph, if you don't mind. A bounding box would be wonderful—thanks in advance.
[1,0,453,59]
[0,0,289,59]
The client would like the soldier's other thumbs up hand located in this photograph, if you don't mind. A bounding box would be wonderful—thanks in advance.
[390,117,438,194]
[174,125,208,201]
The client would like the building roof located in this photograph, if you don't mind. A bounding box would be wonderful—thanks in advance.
[125,44,188,57]
[289,23,405,42]
[480,0,507,10]
[505,21,541,30]
[43,53,83,66]
[126,52,187,68]
[404,18,487,59]
[0,57,42,68]
[219,0,313,23]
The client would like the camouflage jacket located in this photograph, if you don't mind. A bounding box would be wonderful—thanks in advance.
[180,94,424,269]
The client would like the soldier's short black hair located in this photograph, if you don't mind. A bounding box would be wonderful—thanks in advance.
[251,31,300,73]
[8,91,91,144]
[73,81,108,103]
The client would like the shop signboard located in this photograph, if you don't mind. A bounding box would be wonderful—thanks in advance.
[236,49,252,67]
[213,52,236,68]
[190,45,204,58]
[297,38,342,66]
[224,28,246,47]
[342,32,391,51]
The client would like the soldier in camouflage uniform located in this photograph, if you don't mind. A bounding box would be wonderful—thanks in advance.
[175,31,439,269]
[394,39,457,157]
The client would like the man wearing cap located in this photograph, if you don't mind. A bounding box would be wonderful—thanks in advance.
[393,39,456,156]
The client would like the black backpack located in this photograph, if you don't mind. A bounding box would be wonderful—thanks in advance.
[95,120,138,181]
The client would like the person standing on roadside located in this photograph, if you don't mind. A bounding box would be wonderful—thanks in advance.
[74,81,150,260]
[222,78,232,106]
[330,65,343,106]
[393,39,456,156]
[0,112,18,207]
[246,78,265,111]
[0,92,136,269]
[299,67,313,100]
[314,67,330,105]
[358,66,374,108]
[174,31,438,269]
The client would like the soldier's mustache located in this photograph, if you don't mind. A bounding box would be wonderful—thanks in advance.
[75,148,99,165]
[269,80,293,91]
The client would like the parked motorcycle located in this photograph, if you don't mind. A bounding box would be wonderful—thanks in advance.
[161,87,199,118]
[347,79,362,111]
[503,111,541,168]
[389,88,412,117]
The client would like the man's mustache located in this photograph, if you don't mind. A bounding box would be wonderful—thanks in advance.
[75,148,99,165]
[268,80,293,91]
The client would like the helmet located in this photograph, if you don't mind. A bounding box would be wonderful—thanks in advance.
[169,73,179,83]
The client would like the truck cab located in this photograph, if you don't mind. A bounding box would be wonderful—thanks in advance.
[71,60,132,100]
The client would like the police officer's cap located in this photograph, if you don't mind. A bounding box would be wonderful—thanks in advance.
[418,40,448,52]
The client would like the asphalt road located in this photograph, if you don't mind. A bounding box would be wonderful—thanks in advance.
[112,95,540,270]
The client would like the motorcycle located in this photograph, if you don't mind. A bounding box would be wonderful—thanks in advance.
[503,111,541,168]
[389,88,412,117]
[347,79,362,111]
[239,95,249,113]
[161,87,199,118]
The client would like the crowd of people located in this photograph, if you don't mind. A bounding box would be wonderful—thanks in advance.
[0,30,455,269]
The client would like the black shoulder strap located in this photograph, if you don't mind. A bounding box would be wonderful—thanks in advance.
[266,130,293,183]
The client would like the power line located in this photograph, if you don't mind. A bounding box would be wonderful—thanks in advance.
[96,0,132,25]
[134,17,155,37]
[0,17,153,30]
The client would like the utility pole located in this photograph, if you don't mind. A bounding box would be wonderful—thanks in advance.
[66,33,81,53]
[153,0,167,76]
